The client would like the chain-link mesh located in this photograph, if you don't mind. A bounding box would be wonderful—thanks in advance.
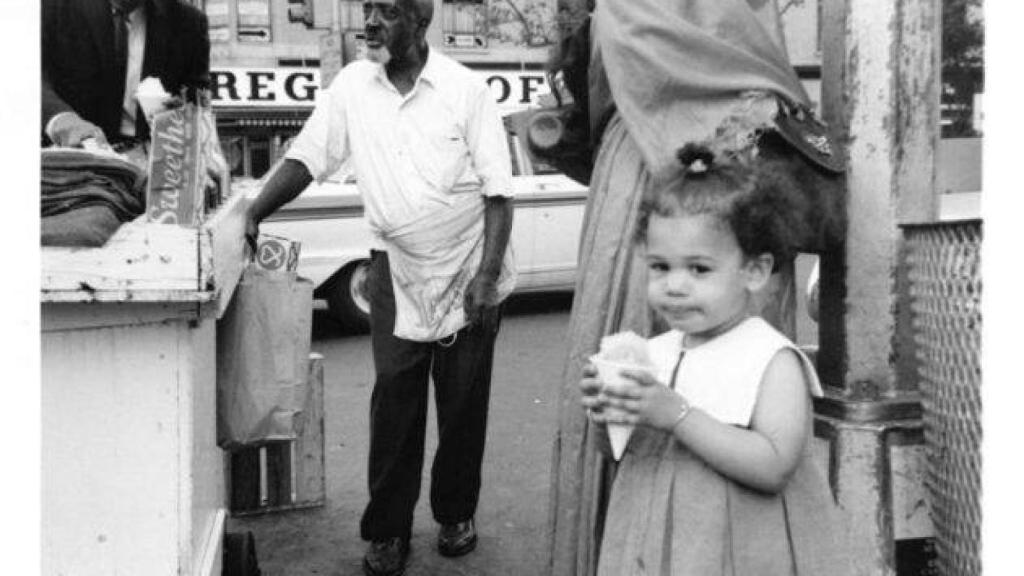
[904,220,982,576]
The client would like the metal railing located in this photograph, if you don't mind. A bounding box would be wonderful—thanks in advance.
[903,219,982,576]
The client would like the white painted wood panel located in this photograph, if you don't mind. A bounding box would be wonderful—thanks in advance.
[42,305,224,576]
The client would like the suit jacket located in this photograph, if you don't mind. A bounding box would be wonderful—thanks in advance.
[41,0,210,144]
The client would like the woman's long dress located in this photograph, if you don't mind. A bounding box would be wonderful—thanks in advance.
[547,113,654,576]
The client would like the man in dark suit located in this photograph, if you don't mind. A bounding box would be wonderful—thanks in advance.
[41,0,210,148]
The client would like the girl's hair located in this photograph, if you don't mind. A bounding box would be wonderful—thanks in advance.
[636,138,819,268]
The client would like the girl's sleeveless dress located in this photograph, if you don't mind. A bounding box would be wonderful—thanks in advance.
[596,317,852,576]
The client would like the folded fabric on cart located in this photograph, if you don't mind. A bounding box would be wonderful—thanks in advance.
[41,147,146,247]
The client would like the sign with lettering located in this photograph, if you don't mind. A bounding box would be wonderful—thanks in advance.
[211,68,321,107]
[482,71,551,112]
[146,105,206,226]
[210,67,551,112]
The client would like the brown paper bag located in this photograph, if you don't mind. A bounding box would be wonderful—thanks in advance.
[217,266,314,448]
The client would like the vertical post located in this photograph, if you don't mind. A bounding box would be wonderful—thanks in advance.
[293,354,327,506]
[818,0,941,574]
[819,0,941,392]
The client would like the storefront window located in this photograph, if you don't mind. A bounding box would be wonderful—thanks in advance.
[443,0,489,49]
[338,0,364,30]
[248,136,272,178]
[203,0,231,43]
[237,0,272,43]
[219,130,303,179]
[223,135,246,177]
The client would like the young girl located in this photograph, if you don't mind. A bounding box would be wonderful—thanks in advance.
[581,145,850,575]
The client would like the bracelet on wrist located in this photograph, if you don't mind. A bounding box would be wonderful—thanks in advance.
[672,398,693,432]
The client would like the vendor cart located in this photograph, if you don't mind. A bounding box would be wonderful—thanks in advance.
[41,192,249,575]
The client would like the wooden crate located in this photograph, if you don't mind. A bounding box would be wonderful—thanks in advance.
[229,353,326,516]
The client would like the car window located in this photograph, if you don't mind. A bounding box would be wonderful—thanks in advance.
[506,129,559,176]
[506,132,522,176]
[530,157,561,176]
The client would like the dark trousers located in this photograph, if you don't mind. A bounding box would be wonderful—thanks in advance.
[359,250,502,541]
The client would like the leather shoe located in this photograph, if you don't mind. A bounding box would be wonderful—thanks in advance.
[363,537,409,576]
[437,519,477,557]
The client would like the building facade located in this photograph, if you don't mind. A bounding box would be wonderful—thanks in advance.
[193,0,823,179]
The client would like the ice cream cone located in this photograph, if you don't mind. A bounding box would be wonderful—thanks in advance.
[590,354,652,461]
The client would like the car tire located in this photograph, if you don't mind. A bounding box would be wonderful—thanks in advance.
[325,260,371,333]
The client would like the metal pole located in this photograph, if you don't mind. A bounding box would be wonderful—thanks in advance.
[817,0,942,573]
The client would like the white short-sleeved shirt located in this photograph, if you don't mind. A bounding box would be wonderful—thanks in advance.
[285,48,514,240]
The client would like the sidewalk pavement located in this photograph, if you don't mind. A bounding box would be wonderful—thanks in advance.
[230,296,573,576]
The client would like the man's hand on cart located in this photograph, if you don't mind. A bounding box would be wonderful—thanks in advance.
[244,209,260,260]
[49,112,109,148]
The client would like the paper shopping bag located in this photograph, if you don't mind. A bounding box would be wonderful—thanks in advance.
[217,266,314,448]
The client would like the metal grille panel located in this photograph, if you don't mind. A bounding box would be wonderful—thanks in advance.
[904,220,982,576]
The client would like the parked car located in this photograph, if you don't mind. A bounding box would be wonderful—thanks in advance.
[241,127,588,332]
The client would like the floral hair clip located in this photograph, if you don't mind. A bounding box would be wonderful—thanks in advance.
[676,143,715,175]
[688,158,709,173]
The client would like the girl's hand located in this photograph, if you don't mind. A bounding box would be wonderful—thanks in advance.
[602,369,688,431]
[579,363,609,422]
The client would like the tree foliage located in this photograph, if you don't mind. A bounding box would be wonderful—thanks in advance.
[488,0,559,47]
[942,0,984,136]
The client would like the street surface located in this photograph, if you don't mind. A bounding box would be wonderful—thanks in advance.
[231,293,575,576]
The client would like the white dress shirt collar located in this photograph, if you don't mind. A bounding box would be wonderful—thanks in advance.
[372,47,441,94]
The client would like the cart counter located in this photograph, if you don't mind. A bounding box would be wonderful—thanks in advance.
[41,192,249,576]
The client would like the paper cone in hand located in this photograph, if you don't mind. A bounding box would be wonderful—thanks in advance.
[589,354,652,461]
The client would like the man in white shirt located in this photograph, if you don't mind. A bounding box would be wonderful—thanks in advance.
[246,2,515,574]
